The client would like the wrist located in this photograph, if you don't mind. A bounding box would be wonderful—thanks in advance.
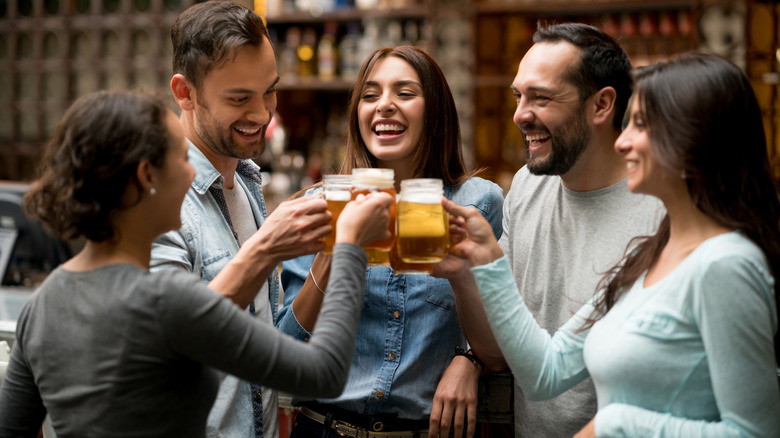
[454,346,484,373]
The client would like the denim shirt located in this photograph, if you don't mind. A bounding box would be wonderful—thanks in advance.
[151,141,279,438]
[277,177,504,419]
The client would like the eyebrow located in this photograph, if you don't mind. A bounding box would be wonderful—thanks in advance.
[223,76,281,94]
[365,79,422,88]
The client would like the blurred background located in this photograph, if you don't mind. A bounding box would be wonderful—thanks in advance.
[0,0,777,284]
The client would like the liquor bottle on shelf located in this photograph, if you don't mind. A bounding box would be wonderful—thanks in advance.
[298,27,318,79]
[317,21,338,81]
[339,22,360,82]
[280,27,301,81]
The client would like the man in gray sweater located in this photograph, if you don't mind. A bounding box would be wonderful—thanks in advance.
[451,23,664,437]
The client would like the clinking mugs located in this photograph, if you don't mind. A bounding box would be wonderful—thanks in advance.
[351,168,396,265]
[396,178,449,264]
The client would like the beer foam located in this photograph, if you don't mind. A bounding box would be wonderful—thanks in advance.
[401,192,440,204]
[352,168,394,188]
[326,191,351,201]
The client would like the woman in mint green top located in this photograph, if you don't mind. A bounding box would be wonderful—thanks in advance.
[442,53,780,437]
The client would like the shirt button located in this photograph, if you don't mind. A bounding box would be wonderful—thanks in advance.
[389,352,396,360]
[376,391,384,398]
[393,310,400,318]
[256,390,262,397]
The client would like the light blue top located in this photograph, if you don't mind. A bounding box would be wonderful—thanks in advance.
[472,231,780,437]
[278,177,504,419]
[150,142,279,438]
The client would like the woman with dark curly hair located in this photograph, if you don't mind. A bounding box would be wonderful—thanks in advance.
[443,53,780,437]
[0,90,393,437]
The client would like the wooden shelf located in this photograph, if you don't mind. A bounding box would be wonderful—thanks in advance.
[266,5,430,25]
[472,0,695,15]
[277,77,354,92]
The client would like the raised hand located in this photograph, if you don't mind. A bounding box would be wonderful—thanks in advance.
[442,199,504,267]
[249,195,331,263]
[336,192,393,247]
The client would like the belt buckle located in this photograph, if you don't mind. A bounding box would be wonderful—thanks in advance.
[331,419,367,438]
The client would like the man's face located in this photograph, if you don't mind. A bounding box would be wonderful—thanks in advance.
[190,37,279,160]
[511,42,592,176]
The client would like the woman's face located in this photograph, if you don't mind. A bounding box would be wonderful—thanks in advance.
[614,97,680,199]
[157,111,196,232]
[357,56,425,171]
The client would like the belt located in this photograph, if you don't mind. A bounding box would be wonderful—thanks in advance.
[298,406,429,438]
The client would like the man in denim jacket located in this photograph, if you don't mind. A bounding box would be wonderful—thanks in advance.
[151,2,330,438]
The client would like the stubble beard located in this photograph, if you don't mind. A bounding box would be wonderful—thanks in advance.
[194,104,267,160]
[525,108,590,176]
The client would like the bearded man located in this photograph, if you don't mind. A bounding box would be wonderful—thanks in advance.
[452,22,665,438]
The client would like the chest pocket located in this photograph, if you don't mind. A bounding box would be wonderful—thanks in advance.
[201,250,232,282]
[424,276,456,311]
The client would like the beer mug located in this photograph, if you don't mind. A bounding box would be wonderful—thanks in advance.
[351,168,396,265]
[321,174,352,255]
[396,178,449,264]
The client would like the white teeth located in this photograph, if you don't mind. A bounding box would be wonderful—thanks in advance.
[526,133,550,141]
[235,127,260,135]
[374,124,406,134]
[627,162,636,169]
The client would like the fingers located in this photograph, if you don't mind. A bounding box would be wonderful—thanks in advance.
[466,400,477,438]
[442,198,479,220]
[428,399,442,438]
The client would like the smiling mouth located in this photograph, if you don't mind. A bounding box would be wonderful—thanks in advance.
[627,161,637,170]
[234,126,261,136]
[525,133,551,147]
[373,123,407,137]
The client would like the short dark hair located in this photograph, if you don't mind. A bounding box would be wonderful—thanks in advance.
[171,0,270,91]
[24,90,173,242]
[340,45,476,185]
[534,22,632,131]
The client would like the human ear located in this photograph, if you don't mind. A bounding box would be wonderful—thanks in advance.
[170,74,195,112]
[592,86,617,126]
[135,159,157,194]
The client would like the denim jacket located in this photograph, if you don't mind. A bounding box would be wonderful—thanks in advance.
[277,176,504,419]
[151,141,279,438]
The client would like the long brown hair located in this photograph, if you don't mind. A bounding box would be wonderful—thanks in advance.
[584,53,780,362]
[339,45,479,185]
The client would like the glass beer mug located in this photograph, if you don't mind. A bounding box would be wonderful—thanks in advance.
[396,178,449,264]
[321,174,352,255]
[351,168,396,265]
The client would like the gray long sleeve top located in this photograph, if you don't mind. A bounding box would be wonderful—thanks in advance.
[0,244,367,438]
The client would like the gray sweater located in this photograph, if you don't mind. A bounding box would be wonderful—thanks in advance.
[0,244,367,438]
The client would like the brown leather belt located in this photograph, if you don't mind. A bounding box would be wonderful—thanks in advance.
[298,406,429,438]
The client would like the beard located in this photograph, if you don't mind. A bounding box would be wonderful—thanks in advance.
[193,101,268,160]
[524,106,590,176]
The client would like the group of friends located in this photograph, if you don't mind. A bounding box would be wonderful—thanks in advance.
[0,0,778,437]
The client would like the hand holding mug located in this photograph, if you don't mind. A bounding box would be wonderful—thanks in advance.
[336,192,393,248]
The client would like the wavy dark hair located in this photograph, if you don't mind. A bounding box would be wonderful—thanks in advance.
[339,45,479,185]
[23,90,173,242]
[583,53,780,363]
[171,0,270,91]
[533,22,633,131]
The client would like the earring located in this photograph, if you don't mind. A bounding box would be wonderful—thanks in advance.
[680,170,687,180]
[150,187,157,195]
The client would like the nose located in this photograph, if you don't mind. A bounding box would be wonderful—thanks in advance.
[513,97,533,127]
[614,130,630,155]
[376,92,395,114]
[247,93,277,125]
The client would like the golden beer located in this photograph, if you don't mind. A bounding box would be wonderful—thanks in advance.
[321,175,352,254]
[390,243,435,275]
[396,179,449,264]
[351,168,396,265]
